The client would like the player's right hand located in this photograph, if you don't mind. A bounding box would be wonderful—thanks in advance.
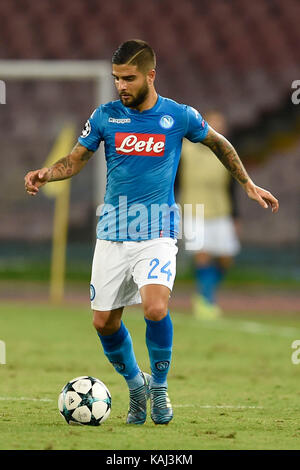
[24,167,50,195]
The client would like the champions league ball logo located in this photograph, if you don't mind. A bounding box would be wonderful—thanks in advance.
[80,120,91,138]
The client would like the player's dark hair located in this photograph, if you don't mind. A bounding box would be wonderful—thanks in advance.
[112,39,156,73]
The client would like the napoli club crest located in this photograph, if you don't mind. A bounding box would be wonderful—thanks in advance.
[159,115,174,129]
[155,360,170,371]
[90,284,96,301]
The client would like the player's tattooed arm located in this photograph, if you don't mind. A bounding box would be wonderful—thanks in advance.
[201,126,279,213]
[24,143,93,195]
[202,127,249,185]
[48,143,94,181]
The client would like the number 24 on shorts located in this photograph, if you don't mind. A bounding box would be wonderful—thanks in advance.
[147,258,172,282]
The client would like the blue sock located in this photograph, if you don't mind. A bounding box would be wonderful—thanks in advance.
[145,312,173,387]
[215,265,225,285]
[196,264,225,304]
[97,322,143,389]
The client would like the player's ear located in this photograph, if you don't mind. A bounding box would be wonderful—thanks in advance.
[147,69,156,85]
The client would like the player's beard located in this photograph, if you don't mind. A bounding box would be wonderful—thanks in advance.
[119,80,149,109]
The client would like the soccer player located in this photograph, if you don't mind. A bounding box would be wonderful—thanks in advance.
[181,110,241,319]
[24,39,279,425]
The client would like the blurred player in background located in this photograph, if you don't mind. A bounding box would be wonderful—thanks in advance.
[24,40,279,426]
[181,111,241,319]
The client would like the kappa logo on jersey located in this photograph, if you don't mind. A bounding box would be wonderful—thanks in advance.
[108,117,131,124]
[115,133,166,157]
[80,119,91,138]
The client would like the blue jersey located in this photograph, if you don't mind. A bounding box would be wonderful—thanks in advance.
[78,95,208,241]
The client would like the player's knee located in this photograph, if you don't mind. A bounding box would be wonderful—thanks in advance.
[92,311,117,335]
[92,314,106,333]
[143,301,168,321]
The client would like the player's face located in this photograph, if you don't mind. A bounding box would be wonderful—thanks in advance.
[112,64,152,108]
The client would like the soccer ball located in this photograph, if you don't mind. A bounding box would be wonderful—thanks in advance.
[58,376,111,426]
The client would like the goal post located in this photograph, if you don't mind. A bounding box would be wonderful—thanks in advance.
[0,59,114,206]
[0,60,114,302]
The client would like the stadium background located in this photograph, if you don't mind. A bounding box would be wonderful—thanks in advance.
[0,0,299,312]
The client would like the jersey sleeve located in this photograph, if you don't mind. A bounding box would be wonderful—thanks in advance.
[78,106,103,152]
[184,105,209,143]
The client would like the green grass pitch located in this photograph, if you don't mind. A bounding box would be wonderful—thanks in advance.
[0,301,300,450]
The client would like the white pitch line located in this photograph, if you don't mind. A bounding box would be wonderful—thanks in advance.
[0,396,53,402]
[173,404,263,409]
[199,318,300,338]
[0,397,262,410]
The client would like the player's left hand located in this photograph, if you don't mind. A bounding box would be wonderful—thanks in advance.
[24,167,50,196]
[244,181,279,213]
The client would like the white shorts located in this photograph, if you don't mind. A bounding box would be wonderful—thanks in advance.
[184,215,240,256]
[90,238,178,311]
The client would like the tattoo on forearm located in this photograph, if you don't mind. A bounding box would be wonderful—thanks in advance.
[48,144,93,182]
[48,155,74,181]
[204,131,249,185]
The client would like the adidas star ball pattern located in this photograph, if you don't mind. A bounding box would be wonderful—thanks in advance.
[58,376,111,426]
